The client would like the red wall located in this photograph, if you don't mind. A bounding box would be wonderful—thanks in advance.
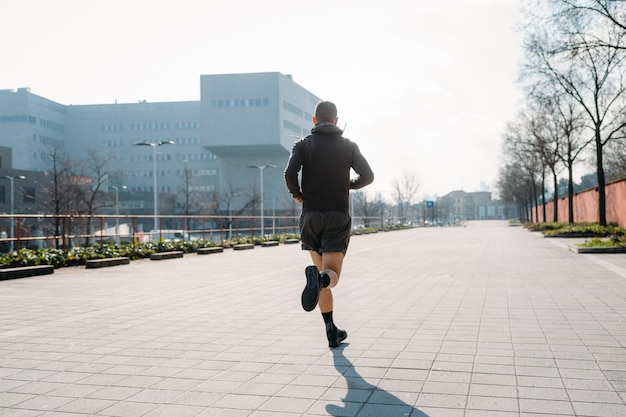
[532,178,626,227]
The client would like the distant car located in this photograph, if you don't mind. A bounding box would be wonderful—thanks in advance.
[143,230,197,242]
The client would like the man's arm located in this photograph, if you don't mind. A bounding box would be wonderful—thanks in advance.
[284,143,303,199]
[350,144,374,189]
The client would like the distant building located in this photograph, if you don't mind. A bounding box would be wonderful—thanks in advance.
[438,190,516,222]
[0,73,320,221]
[0,146,45,216]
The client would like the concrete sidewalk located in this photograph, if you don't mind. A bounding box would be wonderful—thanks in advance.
[0,221,625,417]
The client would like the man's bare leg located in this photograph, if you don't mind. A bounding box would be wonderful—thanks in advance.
[309,251,343,312]
[308,251,347,347]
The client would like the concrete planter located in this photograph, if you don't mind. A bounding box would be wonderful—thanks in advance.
[86,257,130,268]
[0,265,54,280]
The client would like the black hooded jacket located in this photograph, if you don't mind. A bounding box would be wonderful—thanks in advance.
[284,122,374,213]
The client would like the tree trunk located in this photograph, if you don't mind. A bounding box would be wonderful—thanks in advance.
[595,128,607,226]
[532,188,539,223]
[552,170,559,222]
[568,164,575,224]
[541,173,546,223]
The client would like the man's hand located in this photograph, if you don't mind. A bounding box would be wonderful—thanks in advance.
[293,195,303,204]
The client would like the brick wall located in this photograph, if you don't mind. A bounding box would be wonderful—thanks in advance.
[531,178,626,227]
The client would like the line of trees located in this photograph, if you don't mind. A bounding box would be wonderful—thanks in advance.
[497,0,626,225]
[41,148,117,247]
[30,145,423,243]
[31,146,268,244]
[351,171,422,226]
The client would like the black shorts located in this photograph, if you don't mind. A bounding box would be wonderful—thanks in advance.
[299,211,352,255]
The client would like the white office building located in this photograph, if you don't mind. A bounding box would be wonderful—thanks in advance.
[0,72,320,219]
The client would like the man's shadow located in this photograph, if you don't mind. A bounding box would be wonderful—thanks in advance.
[327,344,430,417]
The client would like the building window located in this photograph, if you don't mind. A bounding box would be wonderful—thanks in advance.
[40,119,65,132]
[283,101,303,117]
[0,185,5,204]
[101,139,124,147]
[40,136,64,148]
[211,98,269,108]
[0,115,28,123]
[130,122,171,131]
[175,122,199,129]
[283,120,301,134]
[23,187,35,204]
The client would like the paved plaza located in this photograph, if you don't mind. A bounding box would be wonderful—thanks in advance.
[0,221,625,417]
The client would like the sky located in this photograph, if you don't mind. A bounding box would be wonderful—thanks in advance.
[1,0,525,201]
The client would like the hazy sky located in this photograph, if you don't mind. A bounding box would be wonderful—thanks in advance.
[2,0,524,200]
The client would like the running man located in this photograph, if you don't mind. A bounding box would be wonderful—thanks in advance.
[284,100,374,348]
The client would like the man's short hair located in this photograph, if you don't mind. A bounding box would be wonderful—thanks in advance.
[314,101,337,123]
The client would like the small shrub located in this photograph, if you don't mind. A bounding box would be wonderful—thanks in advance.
[579,235,626,248]
[524,222,567,232]
[0,227,418,268]
[542,223,625,237]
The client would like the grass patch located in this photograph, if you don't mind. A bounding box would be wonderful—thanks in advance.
[578,236,626,248]
[524,222,626,248]
[524,222,567,232]
[525,222,626,238]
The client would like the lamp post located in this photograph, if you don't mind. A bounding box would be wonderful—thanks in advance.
[183,160,190,231]
[248,164,275,236]
[2,175,26,252]
[111,185,126,244]
[135,141,175,232]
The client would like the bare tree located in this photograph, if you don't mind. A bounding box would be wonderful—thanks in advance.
[543,0,626,51]
[501,118,544,222]
[391,172,420,222]
[38,147,117,246]
[604,138,626,180]
[351,190,384,227]
[496,162,533,222]
[73,149,117,245]
[176,161,210,229]
[522,0,626,224]
[528,88,589,223]
[203,183,259,238]
[548,92,589,222]
[40,147,74,248]
[519,106,554,222]
[179,161,193,229]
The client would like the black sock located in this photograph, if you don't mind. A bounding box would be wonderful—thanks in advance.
[322,311,335,331]
[319,272,331,288]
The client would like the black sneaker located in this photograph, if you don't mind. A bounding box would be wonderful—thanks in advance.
[327,327,348,348]
[301,265,321,312]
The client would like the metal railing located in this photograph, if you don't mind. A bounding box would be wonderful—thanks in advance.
[0,214,300,253]
[0,213,391,253]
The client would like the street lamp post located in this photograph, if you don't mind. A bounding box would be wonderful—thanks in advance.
[135,141,175,232]
[111,185,126,244]
[2,175,26,252]
[248,164,275,236]
[183,160,190,231]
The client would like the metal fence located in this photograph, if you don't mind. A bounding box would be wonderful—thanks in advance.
[0,214,301,253]
[0,213,385,253]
